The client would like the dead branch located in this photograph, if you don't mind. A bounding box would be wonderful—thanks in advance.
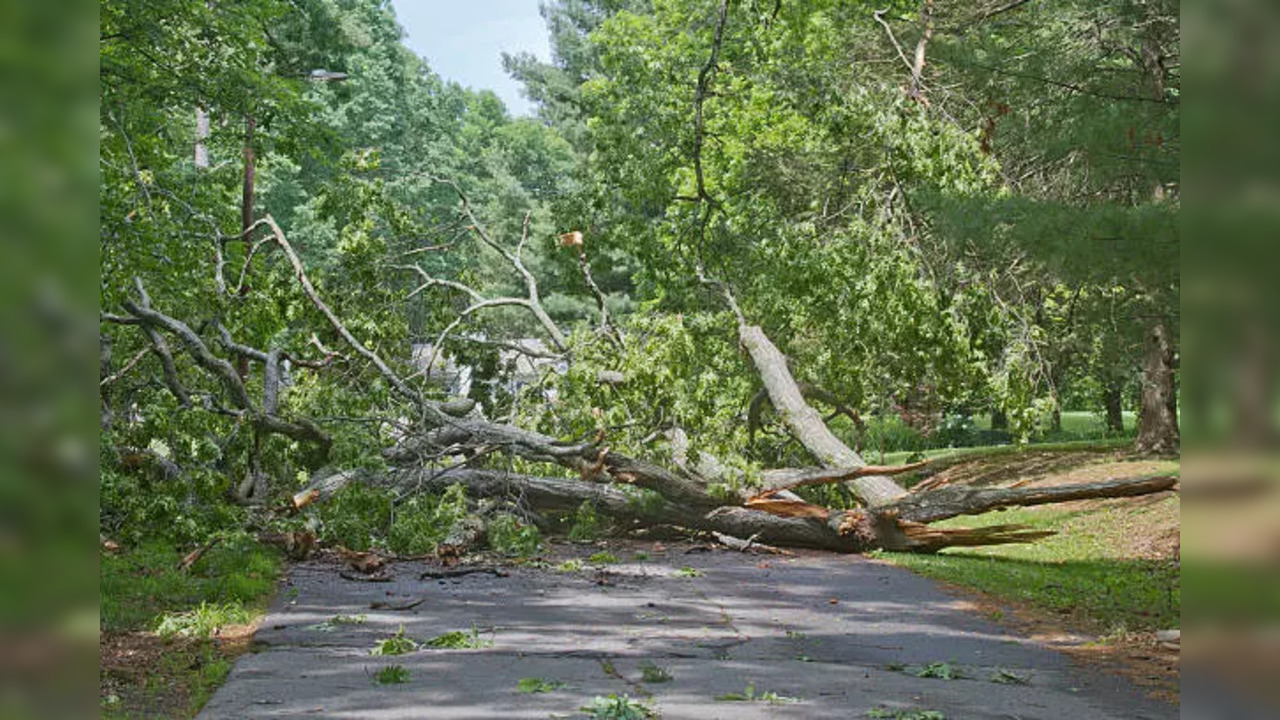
[418,567,509,580]
[759,461,928,494]
[886,474,1179,524]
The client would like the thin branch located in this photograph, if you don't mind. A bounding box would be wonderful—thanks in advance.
[873,9,916,75]
[399,188,568,351]
[124,280,254,409]
[99,347,149,387]
[252,216,424,407]
[119,279,331,449]
[573,240,625,348]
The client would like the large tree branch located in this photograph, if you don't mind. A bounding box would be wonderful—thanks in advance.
[737,323,909,506]
[246,217,425,406]
[886,474,1179,524]
[117,278,330,451]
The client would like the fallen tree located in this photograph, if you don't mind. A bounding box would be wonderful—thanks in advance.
[104,215,1178,554]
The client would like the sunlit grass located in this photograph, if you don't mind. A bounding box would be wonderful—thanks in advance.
[875,496,1180,633]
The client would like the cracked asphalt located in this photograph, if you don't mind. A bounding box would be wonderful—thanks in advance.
[197,542,1175,719]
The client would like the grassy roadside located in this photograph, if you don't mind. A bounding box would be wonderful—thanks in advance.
[873,455,1180,636]
[100,535,282,718]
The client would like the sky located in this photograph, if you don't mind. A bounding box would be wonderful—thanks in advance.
[390,0,551,116]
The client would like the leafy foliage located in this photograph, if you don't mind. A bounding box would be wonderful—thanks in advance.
[579,694,655,719]
[486,513,543,557]
[425,625,492,649]
[566,500,605,541]
[516,677,565,693]
[318,483,393,552]
[154,601,254,640]
[373,665,411,685]
[388,483,469,555]
[370,626,419,656]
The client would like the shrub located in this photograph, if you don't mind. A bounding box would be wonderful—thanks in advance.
[487,513,542,557]
[387,484,469,555]
[318,483,393,551]
[567,500,603,541]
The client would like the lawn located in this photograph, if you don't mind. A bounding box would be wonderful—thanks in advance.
[874,453,1179,636]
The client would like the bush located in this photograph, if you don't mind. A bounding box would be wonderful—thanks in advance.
[486,513,542,557]
[567,500,604,541]
[387,484,468,555]
[318,483,393,551]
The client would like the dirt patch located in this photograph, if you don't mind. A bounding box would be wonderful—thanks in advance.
[100,624,257,718]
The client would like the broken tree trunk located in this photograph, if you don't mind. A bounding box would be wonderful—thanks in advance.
[737,323,908,506]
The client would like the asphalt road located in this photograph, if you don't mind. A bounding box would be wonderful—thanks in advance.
[197,543,1175,719]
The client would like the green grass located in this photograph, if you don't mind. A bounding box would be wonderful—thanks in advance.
[876,437,1133,468]
[875,501,1180,633]
[100,537,283,718]
[101,537,282,632]
[101,641,236,719]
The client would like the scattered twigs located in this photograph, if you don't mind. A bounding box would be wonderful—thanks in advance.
[711,531,789,555]
[340,571,393,583]
[418,566,509,580]
[370,597,427,611]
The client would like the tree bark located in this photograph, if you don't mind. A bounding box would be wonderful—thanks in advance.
[737,323,908,506]
[1135,318,1179,453]
[1103,380,1125,434]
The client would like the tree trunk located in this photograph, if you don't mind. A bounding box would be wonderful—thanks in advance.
[736,324,907,507]
[301,466,1177,555]
[1135,318,1179,454]
[1103,381,1125,434]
